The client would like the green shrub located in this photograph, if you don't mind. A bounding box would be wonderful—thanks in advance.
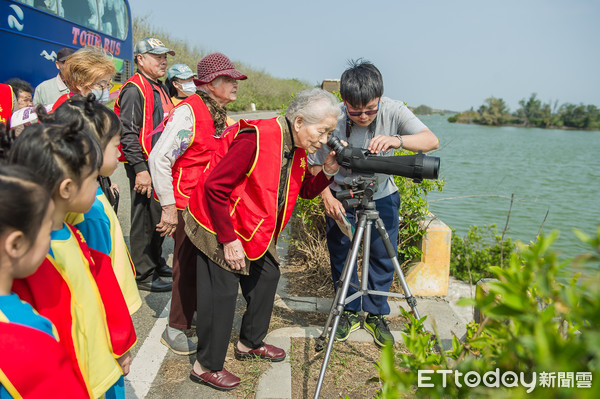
[378,228,600,398]
[450,224,516,283]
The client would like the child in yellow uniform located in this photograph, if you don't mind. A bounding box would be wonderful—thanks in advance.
[59,95,142,315]
[0,165,89,398]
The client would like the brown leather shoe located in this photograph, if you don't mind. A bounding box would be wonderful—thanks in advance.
[189,368,240,391]
[234,343,286,362]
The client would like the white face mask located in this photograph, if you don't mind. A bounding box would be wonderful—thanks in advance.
[91,88,110,104]
[180,81,197,95]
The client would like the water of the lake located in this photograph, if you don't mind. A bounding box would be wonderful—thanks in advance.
[419,114,600,261]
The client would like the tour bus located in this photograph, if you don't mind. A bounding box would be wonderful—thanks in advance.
[0,0,133,90]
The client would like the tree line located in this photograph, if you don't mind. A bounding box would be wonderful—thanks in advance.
[448,93,600,130]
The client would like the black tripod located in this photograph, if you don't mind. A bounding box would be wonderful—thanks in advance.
[313,176,421,398]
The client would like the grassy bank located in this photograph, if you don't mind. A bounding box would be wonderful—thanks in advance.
[133,17,312,112]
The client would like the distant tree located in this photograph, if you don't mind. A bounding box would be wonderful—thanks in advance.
[476,97,510,125]
[559,103,588,129]
[517,93,542,126]
[516,93,560,127]
[585,104,600,129]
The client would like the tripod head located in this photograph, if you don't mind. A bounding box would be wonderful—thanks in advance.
[335,176,378,210]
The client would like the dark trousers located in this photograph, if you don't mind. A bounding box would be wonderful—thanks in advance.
[326,190,400,315]
[124,163,165,281]
[168,211,197,329]
[195,251,280,371]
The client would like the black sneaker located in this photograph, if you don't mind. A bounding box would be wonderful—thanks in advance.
[334,310,360,342]
[364,314,394,347]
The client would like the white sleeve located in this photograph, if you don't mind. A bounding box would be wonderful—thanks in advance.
[148,104,194,206]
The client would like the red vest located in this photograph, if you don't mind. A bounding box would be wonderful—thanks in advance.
[114,73,172,162]
[51,92,74,112]
[187,118,307,260]
[0,83,14,127]
[0,322,89,398]
[168,94,221,209]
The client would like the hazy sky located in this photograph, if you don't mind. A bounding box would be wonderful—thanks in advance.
[128,0,600,112]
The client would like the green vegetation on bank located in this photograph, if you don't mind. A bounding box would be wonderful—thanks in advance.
[132,17,312,112]
[450,224,516,283]
[448,93,600,130]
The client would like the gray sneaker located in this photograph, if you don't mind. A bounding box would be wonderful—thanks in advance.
[161,326,198,355]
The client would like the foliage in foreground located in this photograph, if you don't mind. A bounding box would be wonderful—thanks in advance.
[450,224,517,283]
[378,228,600,398]
[132,16,312,112]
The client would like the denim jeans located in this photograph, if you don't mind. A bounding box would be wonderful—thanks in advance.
[325,189,400,315]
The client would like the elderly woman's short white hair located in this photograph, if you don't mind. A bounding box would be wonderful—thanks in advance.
[285,88,341,125]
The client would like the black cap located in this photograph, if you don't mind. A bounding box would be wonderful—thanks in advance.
[57,47,76,62]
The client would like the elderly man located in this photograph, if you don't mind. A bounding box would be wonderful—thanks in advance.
[149,53,247,354]
[33,47,75,107]
[115,37,175,292]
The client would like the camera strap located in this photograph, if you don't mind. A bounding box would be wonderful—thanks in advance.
[345,114,376,142]
[283,117,296,159]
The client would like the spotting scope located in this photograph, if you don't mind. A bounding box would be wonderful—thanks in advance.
[327,136,440,183]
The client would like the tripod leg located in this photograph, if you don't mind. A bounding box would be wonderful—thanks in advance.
[314,213,367,398]
[315,220,364,349]
[374,218,421,320]
[360,220,372,292]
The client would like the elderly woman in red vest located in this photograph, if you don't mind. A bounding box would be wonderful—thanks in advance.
[182,88,342,391]
[148,53,247,355]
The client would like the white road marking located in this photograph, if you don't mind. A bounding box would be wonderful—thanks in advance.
[124,300,170,398]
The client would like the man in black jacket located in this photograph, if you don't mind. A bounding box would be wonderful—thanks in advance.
[116,37,175,292]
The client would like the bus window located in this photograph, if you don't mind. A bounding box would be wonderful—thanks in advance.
[15,0,58,14]
[61,0,100,30]
[99,0,128,40]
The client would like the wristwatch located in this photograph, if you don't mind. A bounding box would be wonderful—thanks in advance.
[394,134,404,149]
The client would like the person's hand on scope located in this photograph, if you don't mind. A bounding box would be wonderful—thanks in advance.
[368,135,402,154]
[322,150,341,176]
[318,139,348,222]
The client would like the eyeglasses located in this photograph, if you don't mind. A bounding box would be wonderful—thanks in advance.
[91,80,114,91]
[345,101,379,117]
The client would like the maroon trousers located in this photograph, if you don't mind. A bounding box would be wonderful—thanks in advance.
[168,211,198,329]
